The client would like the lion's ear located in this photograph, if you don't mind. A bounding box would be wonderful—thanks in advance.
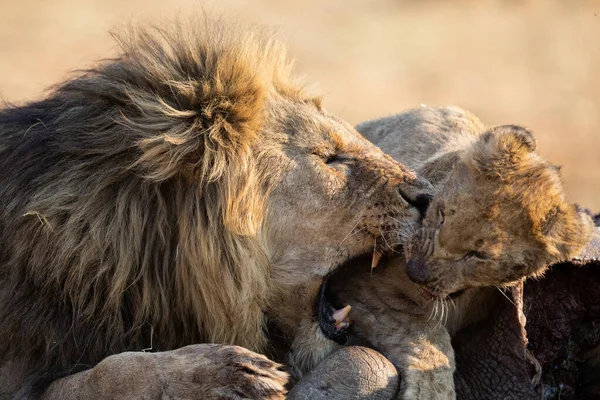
[541,203,595,260]
[470,125,537,175]
[488,124,536,152]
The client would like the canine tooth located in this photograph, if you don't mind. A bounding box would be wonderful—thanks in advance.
[332,305,351,323]
[372,250,383,268]
[336,321,350,331]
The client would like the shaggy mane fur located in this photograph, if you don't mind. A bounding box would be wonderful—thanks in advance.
[0,17,299,395]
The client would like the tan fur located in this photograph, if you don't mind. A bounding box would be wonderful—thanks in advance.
[0,18,432,398]
[380,111,595,296]
[322,107,595,399]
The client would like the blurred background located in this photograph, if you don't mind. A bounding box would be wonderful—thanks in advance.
[1,0,599,209]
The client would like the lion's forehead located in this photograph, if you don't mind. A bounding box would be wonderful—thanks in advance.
[267,101,370,155]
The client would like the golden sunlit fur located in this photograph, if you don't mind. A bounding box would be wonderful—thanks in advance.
[0,18,431,398]
[359,107,594,296]
[322,107,595,399]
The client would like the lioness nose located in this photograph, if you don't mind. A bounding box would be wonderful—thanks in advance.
[406,258,431,284]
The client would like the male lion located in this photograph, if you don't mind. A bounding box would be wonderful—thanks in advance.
[0,19,432,399]
[321,107,595,399]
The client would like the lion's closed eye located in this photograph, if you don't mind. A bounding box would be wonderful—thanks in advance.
[313,152,346,168]
[324,154,339,165]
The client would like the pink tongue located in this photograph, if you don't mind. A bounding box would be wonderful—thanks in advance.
[332,305,351,330]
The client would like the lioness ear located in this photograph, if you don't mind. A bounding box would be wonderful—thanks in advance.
[541,203,595,260]
[471,125,537,175]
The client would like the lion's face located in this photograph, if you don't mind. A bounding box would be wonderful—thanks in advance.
[260,97,431,345]
[405,125,594,298]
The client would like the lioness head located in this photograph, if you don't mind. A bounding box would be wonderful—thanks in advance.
[406,125,594,297]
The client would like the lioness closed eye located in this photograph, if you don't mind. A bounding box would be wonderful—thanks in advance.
[323,107,595,400]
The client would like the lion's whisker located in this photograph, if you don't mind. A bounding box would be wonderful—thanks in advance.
[438,298,444,328]
[442,298,449,327]
[387,216,403,224]
[496,286,517,308]
[434,297,441,323]
[427,298,436,322]
[345,226,367,242]
[431,298,438,324]
[339,214,366,246]
[447,295,456,309]
[436,298,443,328]
[378,226,394,252]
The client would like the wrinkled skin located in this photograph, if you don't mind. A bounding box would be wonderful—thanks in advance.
[452,284,537,400]
[288,346,399,400]
[524,262,600,398]
[300,107,594,399]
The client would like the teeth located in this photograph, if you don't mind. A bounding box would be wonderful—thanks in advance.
[372,250,383,268]
[335,321,350,331]
[332,305,351,324]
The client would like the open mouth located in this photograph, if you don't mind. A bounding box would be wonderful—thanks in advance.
[315,248,387,344]
[317,273,352,344]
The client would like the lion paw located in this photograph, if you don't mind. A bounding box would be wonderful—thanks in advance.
[197,344,289,400]
[74,344,288,400]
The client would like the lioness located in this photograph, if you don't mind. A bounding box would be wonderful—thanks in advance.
[0,19,432,399]
[324,107,595,399]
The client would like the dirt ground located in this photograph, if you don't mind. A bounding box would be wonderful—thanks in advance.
[1,0,599,209]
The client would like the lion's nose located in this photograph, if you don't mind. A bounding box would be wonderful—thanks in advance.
[406,258,431,284]
[398,188,433,219]
[411,193,432,219]
[395,172,433,216]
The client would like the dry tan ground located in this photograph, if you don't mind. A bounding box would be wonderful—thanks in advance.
[1,0,599,208]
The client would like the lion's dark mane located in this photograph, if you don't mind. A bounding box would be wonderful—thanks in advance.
[0,19,295,397]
